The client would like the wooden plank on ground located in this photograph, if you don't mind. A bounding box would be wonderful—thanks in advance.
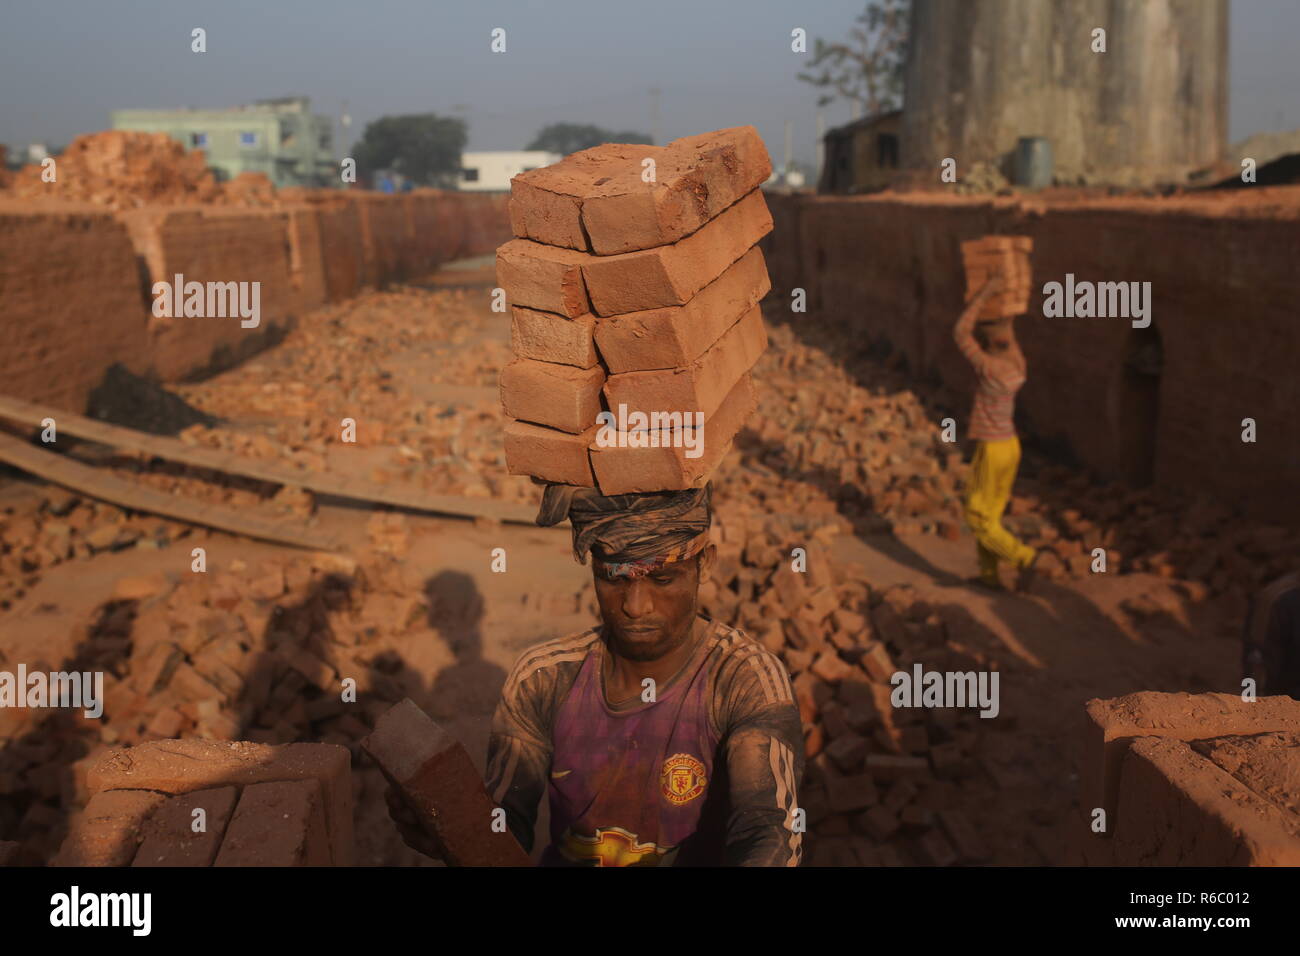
[0,395,539,526]
[0,431,342,552]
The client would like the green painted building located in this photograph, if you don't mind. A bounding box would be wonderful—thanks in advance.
[110,96,336,188]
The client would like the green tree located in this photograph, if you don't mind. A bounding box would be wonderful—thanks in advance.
[798,0,910,119]
[352,114,466,187]
[526,123,653,155]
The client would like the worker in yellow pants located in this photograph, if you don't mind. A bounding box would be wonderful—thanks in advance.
[954,277,1039,591]
[963,436,1037,588]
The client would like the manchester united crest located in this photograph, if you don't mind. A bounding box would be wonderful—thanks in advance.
[660,753,708,806]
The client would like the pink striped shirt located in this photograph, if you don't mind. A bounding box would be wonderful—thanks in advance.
[957,335,1025,441]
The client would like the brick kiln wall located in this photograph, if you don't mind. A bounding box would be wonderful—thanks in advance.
[0,200,152,413]
[0,189,514,415]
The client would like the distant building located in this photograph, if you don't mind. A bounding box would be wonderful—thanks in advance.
[819,110,902,194]
[110,96,335,188]
[458,151,563,191]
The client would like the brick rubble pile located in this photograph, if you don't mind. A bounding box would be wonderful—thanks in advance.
[3,131,277,209]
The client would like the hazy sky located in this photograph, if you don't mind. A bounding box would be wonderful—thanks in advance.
[1,0,1295,166]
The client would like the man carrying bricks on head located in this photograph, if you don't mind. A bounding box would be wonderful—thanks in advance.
[388,482,804,866]
[953,277,1040,592]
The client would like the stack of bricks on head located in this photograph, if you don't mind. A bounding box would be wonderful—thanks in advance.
[961,235,1033,321]
[498,126,774,494]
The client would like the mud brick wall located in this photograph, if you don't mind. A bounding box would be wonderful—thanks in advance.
[281,204,329,316]
[0,188,512,413]
[313,198,366,303]
[136,207,299,382]
[355,193,411,290]
[0,201,152,412]
[761,188,1300,521]
[53,739,352,866]
[1073,692,1300,865]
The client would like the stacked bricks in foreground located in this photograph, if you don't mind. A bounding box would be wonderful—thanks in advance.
[499,126,774,494]
[52,739,352,866]
[1074,691,1300,865]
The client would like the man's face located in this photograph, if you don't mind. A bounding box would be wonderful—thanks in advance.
[593,543,715,662]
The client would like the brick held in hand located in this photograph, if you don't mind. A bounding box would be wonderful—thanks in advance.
[580,188,774,316]
[508,126,773,255]
[362,698,531,867]
[499,358,606,435]
[504,419,598,487]
[594,246,771,373]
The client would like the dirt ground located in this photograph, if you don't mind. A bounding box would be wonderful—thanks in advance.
[0,255,1246,865]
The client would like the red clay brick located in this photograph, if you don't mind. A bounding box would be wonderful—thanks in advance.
[1080,691,1300,831]
[500,358,606,434]
[362,699,531,866]
[1106,735,1300,865]
[87,739,353,866]
[496,239,591,317]
[860,804,900,841]
[914,828,959,866]
[275,643,337,691]
[603,303,766,421]
[132,786,237,867]
[580,189,773,315]
[589,372,756,494]
[511,306,599,368]
[213,779,331,866]
[865,753,930,782]
[858,641,896,682]
[823,771,878,814]
[509,126,772,255]
[503,420,598,486]
[594,246,770,373]
[52,789,167,866]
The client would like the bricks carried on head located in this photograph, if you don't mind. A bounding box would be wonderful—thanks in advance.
[496,126,774,495]
[960,235,1033,319]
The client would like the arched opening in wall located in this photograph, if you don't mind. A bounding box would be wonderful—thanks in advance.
[1117,325,1163,487]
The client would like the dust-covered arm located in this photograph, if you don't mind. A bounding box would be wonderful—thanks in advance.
[954,277,999,373]
[483,660,555,855]
[715,649,806,866]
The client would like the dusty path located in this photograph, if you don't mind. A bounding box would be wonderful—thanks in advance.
[834,529,1239,862]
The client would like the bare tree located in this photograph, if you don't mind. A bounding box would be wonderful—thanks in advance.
[798,0,910,119]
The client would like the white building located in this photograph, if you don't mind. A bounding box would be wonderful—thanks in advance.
[458,150,563,191]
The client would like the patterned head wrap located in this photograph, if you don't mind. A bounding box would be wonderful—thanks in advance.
[536,483,712,579]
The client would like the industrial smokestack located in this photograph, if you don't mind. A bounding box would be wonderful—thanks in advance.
[900,0,1229,185]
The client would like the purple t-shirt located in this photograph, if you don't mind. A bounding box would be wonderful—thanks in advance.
[484,619,806,867]
[544,632,718,866]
